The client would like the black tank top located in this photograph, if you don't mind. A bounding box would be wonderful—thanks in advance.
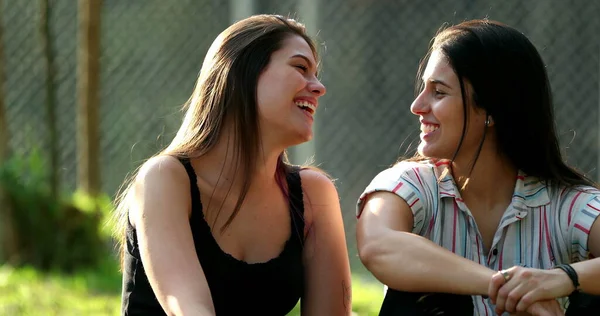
[121,158,306,315]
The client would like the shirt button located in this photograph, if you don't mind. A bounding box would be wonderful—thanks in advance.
[492,249,498,256]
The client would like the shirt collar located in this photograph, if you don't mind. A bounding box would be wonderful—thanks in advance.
[513,170,551,207]
[433,160,550,208]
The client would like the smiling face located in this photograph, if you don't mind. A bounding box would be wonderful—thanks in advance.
[256,35,326,148]
[410,49,487,162]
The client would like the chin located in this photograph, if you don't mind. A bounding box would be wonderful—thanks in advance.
[417,143,430,157]
[293,132,313,145]
[280,130,312,148]
[418,143,445,159]
[296,126,313,139]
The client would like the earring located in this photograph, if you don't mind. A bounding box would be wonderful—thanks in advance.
[485,119,490,127]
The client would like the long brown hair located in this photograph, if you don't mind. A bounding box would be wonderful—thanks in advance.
[111,15,320,266]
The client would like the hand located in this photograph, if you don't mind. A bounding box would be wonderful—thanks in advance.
[514,299,564,316]
[488,266,573,314]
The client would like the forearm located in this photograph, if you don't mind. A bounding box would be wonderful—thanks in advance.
[154,286,216,316]
[360,231,495,295]
[167,304,216,316]
[571,257,600,295]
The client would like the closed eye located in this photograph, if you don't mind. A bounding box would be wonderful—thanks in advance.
[434,89,446,98]
[295,64,308,72]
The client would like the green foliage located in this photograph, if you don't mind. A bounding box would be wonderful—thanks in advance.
[0,257,121,315]
[0,148,112,272]
[70,189,116,240]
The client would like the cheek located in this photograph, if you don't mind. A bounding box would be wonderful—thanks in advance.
[256,86,290,121]
[433,102,463,130]
[256,69,305,118]
[256,79,280,108]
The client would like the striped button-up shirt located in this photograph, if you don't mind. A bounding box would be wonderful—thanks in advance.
[357,160,600,315]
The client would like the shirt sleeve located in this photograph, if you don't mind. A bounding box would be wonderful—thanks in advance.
[559,188,600,262]
[356,161,437,235]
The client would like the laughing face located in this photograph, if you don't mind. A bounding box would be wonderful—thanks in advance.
[410,49,487,161]
[256,35,326,148]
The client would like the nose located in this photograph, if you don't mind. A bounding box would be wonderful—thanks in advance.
[410,90,429,116]
[308,77,326,97]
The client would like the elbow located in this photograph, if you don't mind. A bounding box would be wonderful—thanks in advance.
[357,232,416,291]
[357,234,389,272]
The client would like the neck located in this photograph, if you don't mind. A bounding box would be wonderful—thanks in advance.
[194,127,283,192]
[451,141,517,208]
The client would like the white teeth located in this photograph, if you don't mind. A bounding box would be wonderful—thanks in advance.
[295,101,316,114]
[421,124,439,133]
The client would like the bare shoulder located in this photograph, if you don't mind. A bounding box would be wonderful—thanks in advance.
[137,155,189,183]
[298,167,339,203]
[130,155,192,228]
[298,168,341,233]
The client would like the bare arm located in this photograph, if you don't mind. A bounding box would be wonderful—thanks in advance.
[130,156,216,315]
[356,191,495,295]
[300,170,352,316]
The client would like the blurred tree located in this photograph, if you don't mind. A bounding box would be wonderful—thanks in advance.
[41,0,59,198]
[0,0,19,263]
[76,0,101,196]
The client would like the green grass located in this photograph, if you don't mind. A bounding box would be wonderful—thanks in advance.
[287,276,384,316]
[0,258,384,316]
[0,257,122,316]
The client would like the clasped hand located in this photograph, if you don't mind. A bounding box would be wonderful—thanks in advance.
[487,266,574,315]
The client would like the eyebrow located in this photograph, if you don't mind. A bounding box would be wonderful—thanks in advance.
[290,54,319,76]
[423,78,452,89]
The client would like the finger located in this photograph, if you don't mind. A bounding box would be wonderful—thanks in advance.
[516,291,538,312]
[526,303,541,316]
[552,303,564,316]
[495,279,518,315]
[527,302,551,316]
[505,284,529,313]
[488,272,507,303]
[526,301,563,316]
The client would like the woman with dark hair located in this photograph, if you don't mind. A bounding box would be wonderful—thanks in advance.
[356,19,600,315]
[113,14,352,315]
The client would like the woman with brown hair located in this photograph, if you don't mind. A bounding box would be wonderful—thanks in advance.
[114,14,351,316]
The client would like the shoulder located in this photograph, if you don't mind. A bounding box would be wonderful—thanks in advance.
[298,167,341,227]
[136,155,189,184]
[298,167,339,202]
[129,155,192,227]
[384,159,437,180]
[549,183,600,206]
[357,159,440,219]
[367,159,438,192]
[546,183,600,227]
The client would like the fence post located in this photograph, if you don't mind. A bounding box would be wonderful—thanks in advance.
[76,0,102,196]
[0,0,7,164]
[41,0,59,198]
[0,0,19,264]
[290,0,320,166]
[229,0,255,24]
